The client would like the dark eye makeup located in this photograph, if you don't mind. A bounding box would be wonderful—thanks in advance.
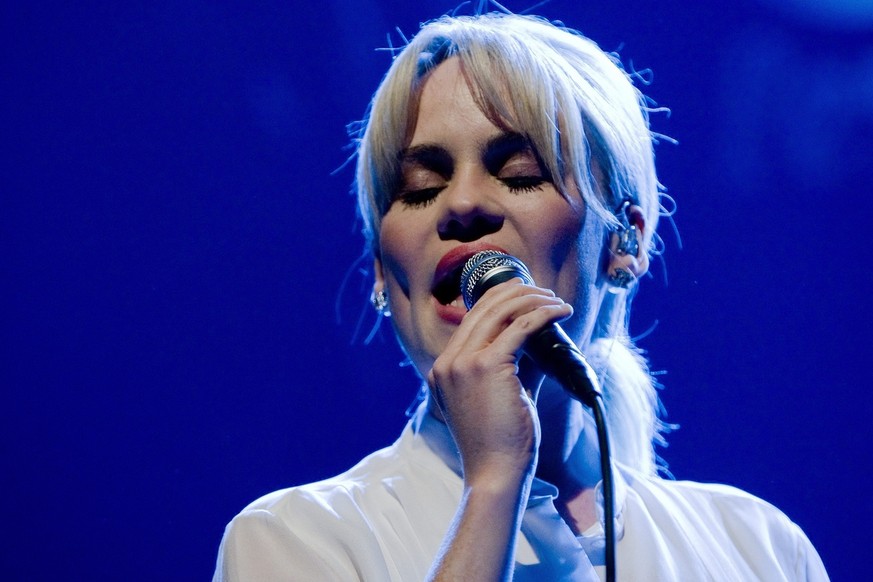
[397,186,444,207]
[393,132,551,208]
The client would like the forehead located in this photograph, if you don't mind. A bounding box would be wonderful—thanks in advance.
[410,57,508,149]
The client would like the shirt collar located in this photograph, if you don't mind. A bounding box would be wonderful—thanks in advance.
[410,395,628,537]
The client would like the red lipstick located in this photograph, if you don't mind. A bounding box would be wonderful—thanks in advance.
[432,243,509,324]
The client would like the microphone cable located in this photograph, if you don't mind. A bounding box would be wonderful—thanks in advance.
[461,250,616,582]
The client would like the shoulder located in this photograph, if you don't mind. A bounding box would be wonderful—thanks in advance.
[627,474,800,540]
[625,473,829,580]
[634,476,798,535]
[235,434,424,532]
[635,475,777,508]
[214,425,461,581]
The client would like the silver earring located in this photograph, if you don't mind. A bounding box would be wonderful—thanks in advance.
[615,224,640,257]
[614,199,640,257]
[608,268,636,289]
[371,290,390,316]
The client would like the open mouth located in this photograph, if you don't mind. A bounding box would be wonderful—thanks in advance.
[432,244,511,311]
[432,265,465,307]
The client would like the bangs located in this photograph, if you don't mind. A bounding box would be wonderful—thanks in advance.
[356,13,658,249]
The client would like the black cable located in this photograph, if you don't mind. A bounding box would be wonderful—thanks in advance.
[459,251,617,579]
[590,394,616,582]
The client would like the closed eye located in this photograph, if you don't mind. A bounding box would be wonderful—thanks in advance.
[397,186,444,207]
[484,132,552,193]
[395,144,453,208]
[500,176,548,193]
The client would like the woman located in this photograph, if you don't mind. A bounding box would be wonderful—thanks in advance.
[214,13,827,581]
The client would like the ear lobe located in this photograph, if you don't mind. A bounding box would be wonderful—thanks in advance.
[370,256,392,316]
[372,256,386,296]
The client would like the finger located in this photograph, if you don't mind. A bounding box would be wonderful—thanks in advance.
[436,300,572,401]
[484,302,573,357]
[460,291,571,354]
[436,278,542,364]
[476,276,556,303]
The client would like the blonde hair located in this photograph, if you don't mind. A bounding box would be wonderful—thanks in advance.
[354,13,668,475]
[356,12,660,250]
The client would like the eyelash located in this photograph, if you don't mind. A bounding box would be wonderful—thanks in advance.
[396,175,547,208]
[397,187,443,208]
[501,176,547,193]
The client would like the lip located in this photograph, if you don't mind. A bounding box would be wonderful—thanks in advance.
[432,242,510,323]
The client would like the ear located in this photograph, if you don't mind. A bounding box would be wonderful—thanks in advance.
[606,204,649,283]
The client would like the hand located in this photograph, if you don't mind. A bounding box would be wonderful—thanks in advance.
[427,278,574,487]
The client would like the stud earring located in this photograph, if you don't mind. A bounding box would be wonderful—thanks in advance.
[371,290,390,316]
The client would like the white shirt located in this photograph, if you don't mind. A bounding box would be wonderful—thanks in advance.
[214,403,828,581]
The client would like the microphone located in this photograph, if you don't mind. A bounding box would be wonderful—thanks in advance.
[460,250,618,581]
[460,250,602,407]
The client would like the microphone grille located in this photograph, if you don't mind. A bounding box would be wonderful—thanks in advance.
[460,250,534,309]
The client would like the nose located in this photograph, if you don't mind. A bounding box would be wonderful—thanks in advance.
[437,180,504,242]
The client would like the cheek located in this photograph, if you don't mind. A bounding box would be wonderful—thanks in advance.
[532,202,604,314]
[377,251,438,376]
[541,202,592,279]
[377,213,419,294]
[376,224,424,367]
[562,216,608,341]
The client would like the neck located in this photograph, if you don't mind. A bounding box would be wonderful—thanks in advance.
[534,379,602,533]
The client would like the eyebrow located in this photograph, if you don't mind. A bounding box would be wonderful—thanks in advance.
[482,132,536,172]
[399,131,535,168]
[398,144,453,177]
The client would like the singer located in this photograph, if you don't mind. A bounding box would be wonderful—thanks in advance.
[213,12,827,581]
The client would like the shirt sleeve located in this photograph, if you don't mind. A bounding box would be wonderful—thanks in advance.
[212,508,355,582]
[791,521,830,582]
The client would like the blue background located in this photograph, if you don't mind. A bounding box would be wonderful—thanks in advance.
[3,0,870,579]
